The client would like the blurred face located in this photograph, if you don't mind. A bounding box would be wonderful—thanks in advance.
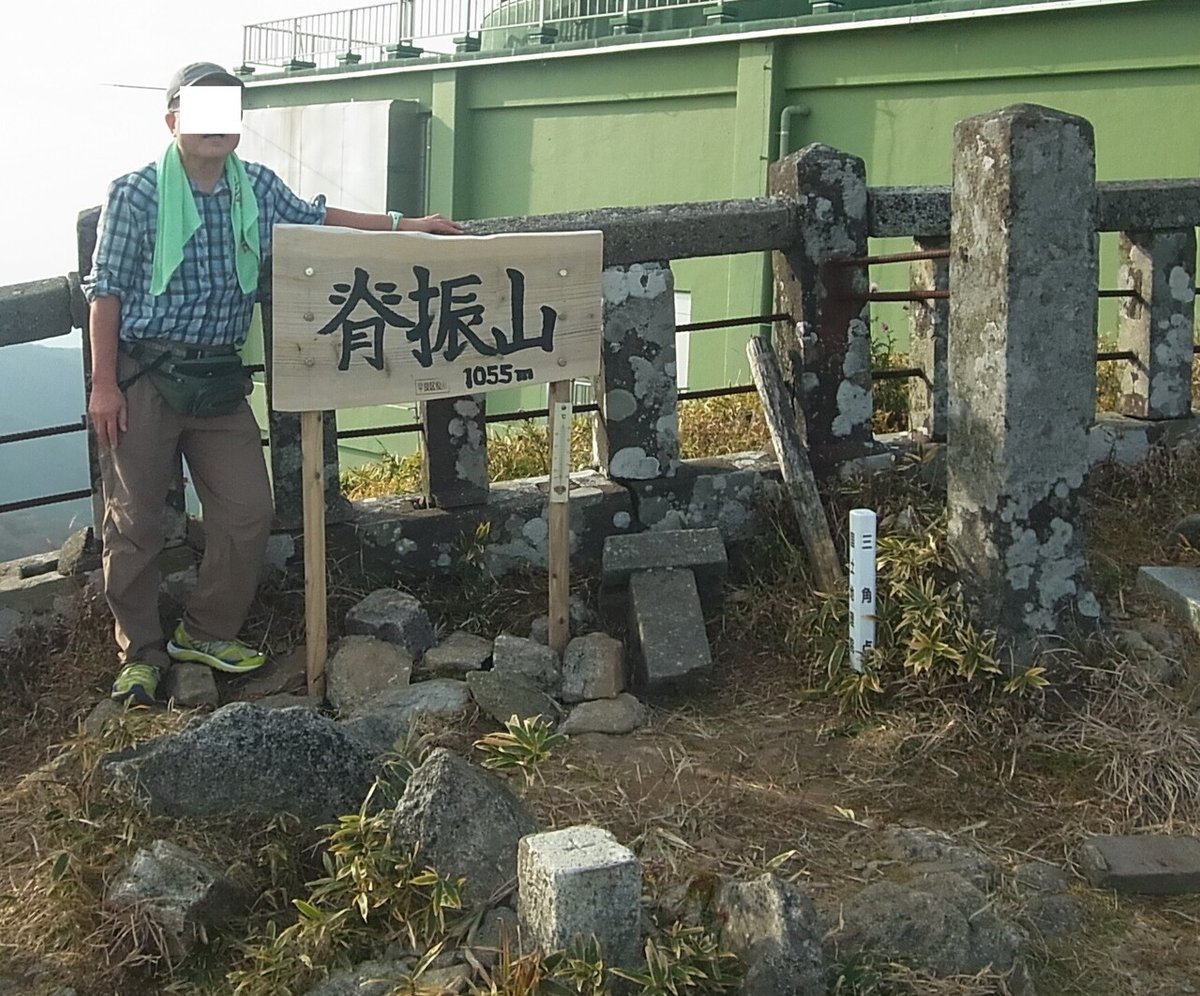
[165,82,242,164]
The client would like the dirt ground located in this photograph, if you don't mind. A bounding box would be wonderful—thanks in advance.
[4,458,1200,995]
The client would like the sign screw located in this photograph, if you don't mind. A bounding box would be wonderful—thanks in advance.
[304,357,315,367]
[304,267,315,277]
[557,357,567,367]
[559,268,568,277]
[303,311,314,322]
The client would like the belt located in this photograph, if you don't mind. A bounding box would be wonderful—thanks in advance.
[121,339,238,361]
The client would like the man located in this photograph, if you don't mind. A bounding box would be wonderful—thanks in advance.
[85,62,461,705]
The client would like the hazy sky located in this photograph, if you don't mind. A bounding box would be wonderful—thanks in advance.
[1,0,436,287]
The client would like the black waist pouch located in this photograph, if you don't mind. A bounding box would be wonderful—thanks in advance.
[121,345,250,418]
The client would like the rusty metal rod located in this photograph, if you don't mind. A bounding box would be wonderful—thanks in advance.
[676,313,790,333]
[0,488,92,515]
[833,289,950,303]
[825,248,951,267]
[1097,350,1139,362]
[1098,289,1138,299]
[0,419,86,446]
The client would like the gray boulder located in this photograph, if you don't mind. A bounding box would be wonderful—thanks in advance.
[345,589,435,658]
[561,633,625,703]
[715,874,825,996]
[1022,893,1084,939]
[390,748,539,906]
[420,630,493,679]
[160,663,219,709]
[104,839,251,961]
[883,826,999,892]
[559,694,648,735]
[466,671,561,727]
[57,527,101,576]
[326,635,413,714]
[492,634,561,696]
[830,873,1027,983]
[1168,513,1200,549]
[302,958,416,996]
[1012,861,1070,897]
[104,702,376,825]
[343,678,473,756]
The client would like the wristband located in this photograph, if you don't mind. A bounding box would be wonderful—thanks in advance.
[388,210,404,231]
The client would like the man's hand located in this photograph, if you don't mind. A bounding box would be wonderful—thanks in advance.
[404,214,464,235]
[89,382,128,449]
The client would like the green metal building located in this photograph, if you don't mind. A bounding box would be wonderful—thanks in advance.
[238,0,1200,458]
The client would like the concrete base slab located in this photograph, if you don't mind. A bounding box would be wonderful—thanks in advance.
[628,568,712,692]
[1136,566,1200,636]
[1078,834,1200,894]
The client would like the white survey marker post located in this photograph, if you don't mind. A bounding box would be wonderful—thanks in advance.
[848,508,877,672]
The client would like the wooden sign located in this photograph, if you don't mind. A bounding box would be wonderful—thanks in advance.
[271,226,604,411]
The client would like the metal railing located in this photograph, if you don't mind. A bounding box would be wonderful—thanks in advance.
[241,0,725,67]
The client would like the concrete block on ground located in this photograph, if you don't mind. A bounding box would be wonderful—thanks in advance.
[344,589,435,658]
[1077,834,1200,894]
[160,663,220,710]
[419,630,493,679]
[326,635,413,714]
[602,527,727,590]
[1137,566,1200,637]
[492,634,561,696]
[561,633,625,702]
[518,825,642,969]
[628,568,712,692]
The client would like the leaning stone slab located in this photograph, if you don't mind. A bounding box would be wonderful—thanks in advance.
[559,694,648,736]
[160,663,220,710]
[627,568,712,692]
[1136,566,1200,638]
[104,702,376,825]
[390,748,540,906]
[518,825,642,970]
[466,671,561,727]
[715,873,825,996]
[326,635,413,714]
[492,634,561,696]
[343,678,472,754]
[561,633,625,702]
[420,630,493,679]
[344,589,435,658]
[1077,834,1200,894]
[104,839,251,962]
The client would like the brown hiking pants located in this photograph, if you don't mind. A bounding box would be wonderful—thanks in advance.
[98,352,274,666]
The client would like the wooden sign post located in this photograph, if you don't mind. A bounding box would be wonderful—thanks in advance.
[272,226,603,693]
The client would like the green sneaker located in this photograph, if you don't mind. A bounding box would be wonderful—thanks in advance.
[111,662,161,706]
[167,622,266,673]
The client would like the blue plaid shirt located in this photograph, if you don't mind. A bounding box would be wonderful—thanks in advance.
[84,159,327,347]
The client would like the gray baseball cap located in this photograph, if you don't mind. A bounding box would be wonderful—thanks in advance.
[166,62,244,106]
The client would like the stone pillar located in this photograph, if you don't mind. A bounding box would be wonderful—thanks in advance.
[948,104,1101,658]
[260,294,349,529]
[769,144,874,468]
[1117,229,1196,420]
[596,262,681,481]
[420,395,489,508]
[908,237,949,442]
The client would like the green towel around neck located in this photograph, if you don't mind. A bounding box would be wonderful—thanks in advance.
[150,143,261,296]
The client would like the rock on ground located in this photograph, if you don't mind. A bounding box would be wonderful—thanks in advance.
[104,839,251,962]
[103,702,376,825]
[160,663,219,709]
[561,633,625,703]
[301,958,416,996]
[491,634,561,696]
[342,678,472,755]
[420,630,493,679]
[326,635,413,714]
[558,694,648,735]
[390,748,539,906]
[344,589,435,658]
[466,670,561,727]
[715,873,825,996]
[883,825,999,892]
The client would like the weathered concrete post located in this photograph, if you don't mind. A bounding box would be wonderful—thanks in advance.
[260,291,350,528]
[1117,229,1196,420]
[596,262,681,480]
[420,395,489,507]
[769,144,874,468]
[908,237,949,442]
[948,104,1101,658]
